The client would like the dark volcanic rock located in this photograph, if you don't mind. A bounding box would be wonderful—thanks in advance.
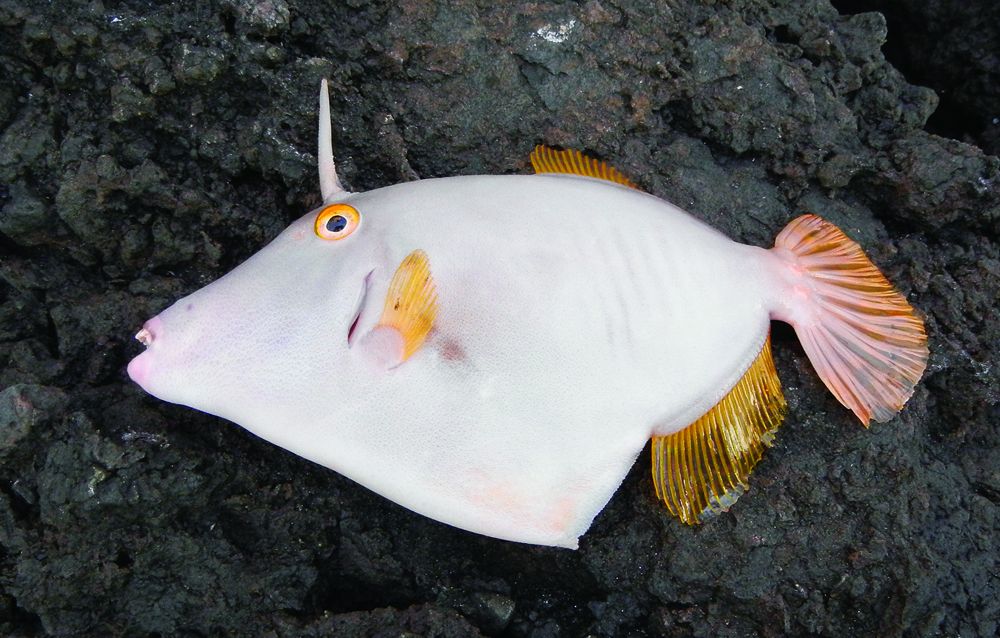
[0,0,997,636]
[835,0,1000,156]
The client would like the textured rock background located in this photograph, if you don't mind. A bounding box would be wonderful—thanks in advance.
[1,0,998,635]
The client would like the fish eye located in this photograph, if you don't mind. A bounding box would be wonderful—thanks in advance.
[315,203,360,240]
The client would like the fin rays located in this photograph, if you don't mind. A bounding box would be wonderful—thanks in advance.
[772,214,928,424]
[377,249,438,362]
[651,336,787,525]
[529,145,640,190]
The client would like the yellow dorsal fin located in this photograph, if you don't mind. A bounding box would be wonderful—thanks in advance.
[529,145,640,190]
[651,336,788,525]
[378,249,438,361]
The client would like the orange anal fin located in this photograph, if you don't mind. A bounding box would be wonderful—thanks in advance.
[651,336,788,525]
[371,249,438,367]
[529,145,640,190]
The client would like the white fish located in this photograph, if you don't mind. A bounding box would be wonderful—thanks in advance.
[127,80,928,548]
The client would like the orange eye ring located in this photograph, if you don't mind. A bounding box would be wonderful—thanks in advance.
[314,203,360,240]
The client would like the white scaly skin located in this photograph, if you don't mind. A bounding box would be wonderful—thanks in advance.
[128,83,788,549]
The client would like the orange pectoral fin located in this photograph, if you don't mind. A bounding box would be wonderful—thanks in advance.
[366,249,438,367]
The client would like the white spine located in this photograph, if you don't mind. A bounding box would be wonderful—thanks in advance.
[318,79,347,203]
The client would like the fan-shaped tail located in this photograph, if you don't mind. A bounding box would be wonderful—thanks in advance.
[769,215,928,424]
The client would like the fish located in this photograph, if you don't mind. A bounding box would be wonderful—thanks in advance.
[126,79,929,549]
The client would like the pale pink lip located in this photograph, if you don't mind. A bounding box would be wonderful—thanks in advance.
[127,352,150,385]
[127,316,163,386]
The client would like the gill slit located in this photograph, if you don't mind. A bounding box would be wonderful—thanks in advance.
[347,270,374,346]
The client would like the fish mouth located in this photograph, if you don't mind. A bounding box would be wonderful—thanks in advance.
[127,316,164,387]
[133,316,162,349]
[135,327,153,347]
[347,270,374,345]
[125,316,162,389]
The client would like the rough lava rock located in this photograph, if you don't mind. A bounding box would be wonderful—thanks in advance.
[834,0,1000,156]
[1,0,998,636]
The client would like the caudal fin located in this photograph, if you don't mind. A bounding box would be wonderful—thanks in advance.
[770,215,928,425]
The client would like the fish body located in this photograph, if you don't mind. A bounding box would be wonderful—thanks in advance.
[127,81,928,548]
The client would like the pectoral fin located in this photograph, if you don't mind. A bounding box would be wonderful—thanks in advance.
[651,335,787,525]
[361,250,438,368]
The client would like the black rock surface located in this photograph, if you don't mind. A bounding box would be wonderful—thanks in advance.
[834,0,1000,155]
[1,0,997,636]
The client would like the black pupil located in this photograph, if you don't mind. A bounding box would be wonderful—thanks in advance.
[326,215,348,233]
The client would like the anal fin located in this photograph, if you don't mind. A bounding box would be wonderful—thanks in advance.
[651,336,788,525]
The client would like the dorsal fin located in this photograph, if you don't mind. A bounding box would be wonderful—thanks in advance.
[529,145,640,190]
[651,335,788,525]
[318,78,349,203]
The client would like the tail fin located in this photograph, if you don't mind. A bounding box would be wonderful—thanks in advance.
[771,215,928,425]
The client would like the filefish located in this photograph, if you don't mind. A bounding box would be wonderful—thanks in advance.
[127,80,928,548]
